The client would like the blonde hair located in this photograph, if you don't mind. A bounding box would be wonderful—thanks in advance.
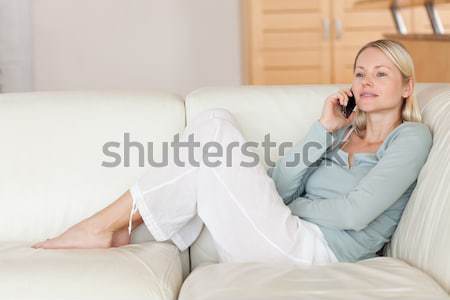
[352,39,422,134]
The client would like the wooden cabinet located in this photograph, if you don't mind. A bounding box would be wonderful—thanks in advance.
[242,0,449,84]
[242,0,397,84]
[355,0,450,82]
[332,0,399,83]
[242,0,332,84]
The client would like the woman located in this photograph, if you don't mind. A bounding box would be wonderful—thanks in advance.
[32,40,432,265]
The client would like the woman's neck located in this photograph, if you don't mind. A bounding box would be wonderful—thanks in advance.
[361,114,403,144]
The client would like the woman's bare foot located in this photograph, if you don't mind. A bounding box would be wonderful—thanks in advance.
[31,222,116,249]
[32,225,131,249]
[31,190,140,250]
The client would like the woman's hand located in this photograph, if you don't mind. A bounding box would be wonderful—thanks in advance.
[319,88,356,133]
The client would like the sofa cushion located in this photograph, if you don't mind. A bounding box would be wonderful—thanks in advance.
[178,257,448,300]
[0,91,191,279]
[0,241,182,300]
[0,91,184,243]
[386,84,450,293]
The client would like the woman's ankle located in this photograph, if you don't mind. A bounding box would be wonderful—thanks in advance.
[78,191,136,234]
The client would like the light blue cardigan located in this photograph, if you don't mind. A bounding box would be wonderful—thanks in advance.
[267,120,432,262]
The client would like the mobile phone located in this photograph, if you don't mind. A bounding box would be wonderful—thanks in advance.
[341,89,356,118]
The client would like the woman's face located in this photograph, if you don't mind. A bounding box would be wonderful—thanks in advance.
[351,47,411,115]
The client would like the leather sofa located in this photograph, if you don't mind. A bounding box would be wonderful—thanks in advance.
[1,84,449,299]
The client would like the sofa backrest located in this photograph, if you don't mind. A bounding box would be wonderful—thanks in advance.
[186,85,354,269]
[0,91,185,244]
[185,84,345,267]
[185,84,450,282]
[386,84,450,293]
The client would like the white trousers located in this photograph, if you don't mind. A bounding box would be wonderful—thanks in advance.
[130,108,338,266]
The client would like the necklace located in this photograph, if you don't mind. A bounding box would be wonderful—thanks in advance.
[340,127,355,149]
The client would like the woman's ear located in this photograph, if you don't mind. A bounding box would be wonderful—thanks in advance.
[402,78,414,99]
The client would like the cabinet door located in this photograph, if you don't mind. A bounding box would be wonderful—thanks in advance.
[332,0,401,83]
[243,0,332,84]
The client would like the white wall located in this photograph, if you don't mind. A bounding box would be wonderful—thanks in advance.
[32,0,242,95]
[0,0,32,92]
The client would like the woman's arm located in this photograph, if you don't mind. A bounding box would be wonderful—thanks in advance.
[267,120,340,204]
[268,88,355,204]
[287,123,433,231]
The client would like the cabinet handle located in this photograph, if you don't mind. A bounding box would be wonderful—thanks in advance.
[322,18,330,40]
[335,19,343,39]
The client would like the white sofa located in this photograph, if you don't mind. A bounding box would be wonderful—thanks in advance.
[0,84,449,300]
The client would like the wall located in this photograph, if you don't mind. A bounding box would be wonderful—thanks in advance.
[0,0,33,92]
[31,0,242,95]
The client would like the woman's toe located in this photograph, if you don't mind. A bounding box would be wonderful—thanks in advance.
[31,240,46,248]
